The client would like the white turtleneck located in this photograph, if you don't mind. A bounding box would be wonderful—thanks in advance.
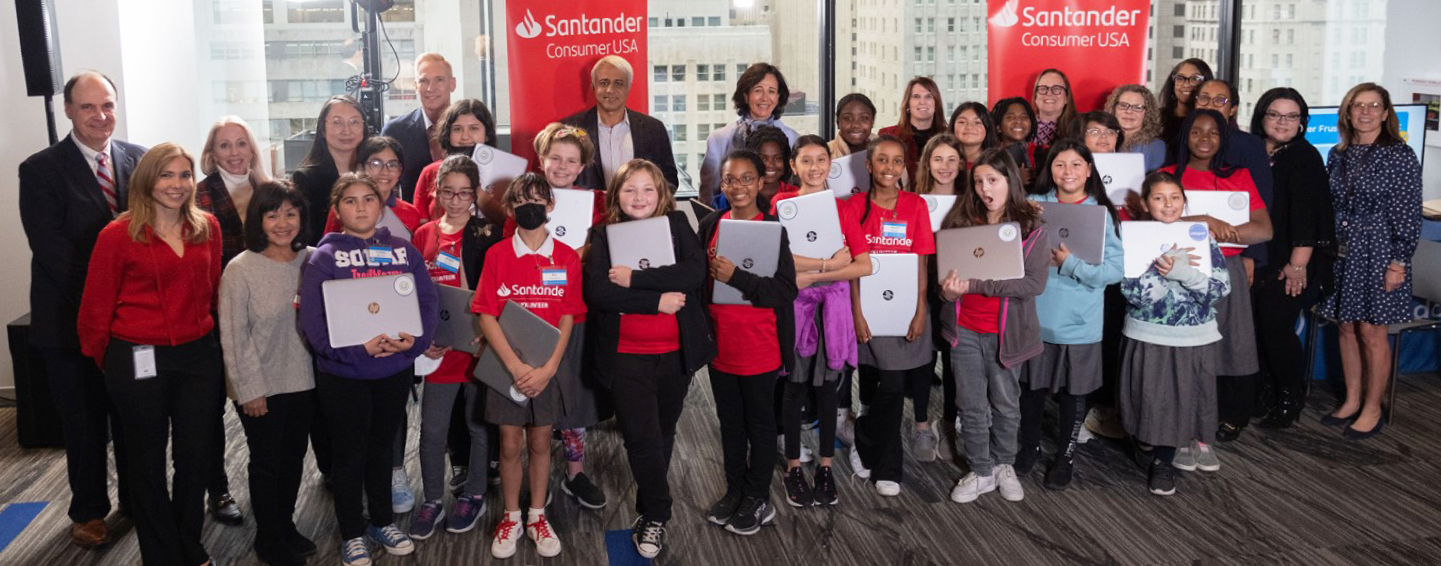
[219,168,254,223]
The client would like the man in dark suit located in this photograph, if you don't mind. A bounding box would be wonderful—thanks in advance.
[18,71,146,549]
[382,53,456,201]
[562,55,680,192]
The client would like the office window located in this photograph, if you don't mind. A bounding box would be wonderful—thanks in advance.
[698,124,711,138]
[698,94,710,112]
[697,64,710,81]
[708,16,721,26]
[948,18,955,32]
[713,93,727,110]
[673,95,687,113]
[714,64,727,82]
[692,17,704,27]
[654,65,667,83]
[672,65,685,82]
[674,125,688,142]
[654,95,668,112]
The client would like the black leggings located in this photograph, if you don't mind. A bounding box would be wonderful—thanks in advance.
[783,380,838,461]
[1019,388,1087,454]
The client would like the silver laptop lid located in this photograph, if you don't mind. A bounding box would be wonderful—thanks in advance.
[935,222,1025,284]
[546,188,595,251]
[1093,152,1146,204]
[433,285,479,355]
[473,301,561,406]
[1038,202,1110,265]
[607,217,676,270]
[859,253,919,337]
[713,219,783,305]
[322,273,424,348]
[776,191,845,260]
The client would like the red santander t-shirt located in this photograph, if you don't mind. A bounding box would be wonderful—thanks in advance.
[706,210,781,375]
[471,233,586,335]
[1159,165,1265,257]
[838,190,936,256]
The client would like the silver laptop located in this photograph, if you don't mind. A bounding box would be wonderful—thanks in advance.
[607,217,676,270]
[1038,202,1110,265]
[321,273,424,348]
[776,191,845,260]
[433,285,480,355]
[713,219,783,305]
[935,222,1025,284]
[827,150,870,197]
[473,301,561,407]
[1119,221,1213,278]
[547,188,595,251]
[1093,152,1146,205]
[859,253,919,337]
[921,194,958,232]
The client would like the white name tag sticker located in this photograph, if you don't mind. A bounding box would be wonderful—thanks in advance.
[436,251,461,273]
[132,345,157,379]
[541,268,567,286]
[366,246,394,264]
[882,221,907,239]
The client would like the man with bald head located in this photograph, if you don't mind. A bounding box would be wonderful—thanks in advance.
[383,53,457,200]
[563,55,679,191]
[19,70,146,549]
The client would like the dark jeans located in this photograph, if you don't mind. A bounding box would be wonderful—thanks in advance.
[237,389,314,542]
[783,379,838,460]
[38,346,131,523]
[709,368,777,499]
[855,364,927,483]
[317,369,411,540]
[610,352,691,521]
[103,334,224,566]
[1253,268,1309,399]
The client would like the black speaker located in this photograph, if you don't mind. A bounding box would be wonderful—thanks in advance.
[7,314,65,448]
[15,0,64,98]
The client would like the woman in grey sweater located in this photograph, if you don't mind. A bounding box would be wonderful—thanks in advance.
[218,180,318,566]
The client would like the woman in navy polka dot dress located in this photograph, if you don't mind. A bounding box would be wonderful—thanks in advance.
[1320,83,1422,440]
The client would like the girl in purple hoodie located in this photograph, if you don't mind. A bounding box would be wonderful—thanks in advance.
[300,172,438,566]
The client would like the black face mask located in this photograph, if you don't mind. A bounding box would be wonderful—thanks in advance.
[513,202,548,230]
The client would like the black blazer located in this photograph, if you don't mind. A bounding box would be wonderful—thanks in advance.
[291,162,340,247]
[459,216,503,290]
[585,211,716,379]
[381,108,432,202]
[18,135,146,348]
[697,211,799,374]
[562,107,680,192]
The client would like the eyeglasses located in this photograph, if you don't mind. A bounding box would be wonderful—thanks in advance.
[721,174,758,187]
[1085,128,1119,138]
[437,190,475,201]
[1194,94,1231,107]
[1172,74,1207,85]
[1264,111,1302,123]
[365,159,402,171]
[1114,102,1146,113]
[1350,101,1385,114]
[1034,85,1068,96]
[328,117,365,132]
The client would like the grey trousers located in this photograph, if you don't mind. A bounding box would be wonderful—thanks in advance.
[419,382,490,502]
[951,327,1022,476]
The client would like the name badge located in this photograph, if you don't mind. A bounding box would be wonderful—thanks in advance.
[882,221,907,239]
[133,345,157,380]
[541,268,567,286]
[367,246,394,265]
[436,251,461,273]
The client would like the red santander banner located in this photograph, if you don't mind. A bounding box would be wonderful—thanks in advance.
[505,1,648,162]
[986,0,1150,112]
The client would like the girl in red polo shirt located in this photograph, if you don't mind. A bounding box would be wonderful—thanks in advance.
[78,143,224,566]
[1160,108,1272,463]
[770,135,871,507]
[940,148,1049,505]
[407,155,503,540]
[699,149,798,536]
[472,173,584,560]
[839,135,936,497]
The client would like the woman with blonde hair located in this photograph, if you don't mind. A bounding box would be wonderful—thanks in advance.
[78,142,224,566]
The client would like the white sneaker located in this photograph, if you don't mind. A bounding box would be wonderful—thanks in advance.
[836,413,856,446]
[527,511,562,557]
[848,448,871,480]
[777,435,814,463]
[490,511,521,559]
[1172,444,1198,472]
[875,480,901,496]
[1076,425,1095,444]
[1195,442,1221,472]
[996,465,1025,502]
[390,468,415,514]
[950,472,996,503]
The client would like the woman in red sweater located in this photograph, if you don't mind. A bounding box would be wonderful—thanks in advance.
[78,142,224,566]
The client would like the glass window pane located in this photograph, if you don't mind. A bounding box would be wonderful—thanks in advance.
[1239,0,1387,126]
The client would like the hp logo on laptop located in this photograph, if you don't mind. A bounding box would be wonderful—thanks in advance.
[439,309,450,321]
[973,247,985,258]
[1058,227,1070,238]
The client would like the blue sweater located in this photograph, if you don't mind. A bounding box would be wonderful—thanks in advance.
[1031,193,1124,344]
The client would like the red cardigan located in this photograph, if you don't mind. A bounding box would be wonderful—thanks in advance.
[78,214,223,365]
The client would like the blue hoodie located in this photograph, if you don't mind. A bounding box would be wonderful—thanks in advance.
[1030,192,1124,344]
[301,227,438,379]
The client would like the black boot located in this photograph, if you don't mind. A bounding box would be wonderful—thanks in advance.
[1044,445,1075,490]
[1014,444,1041,475]
[1252,375,1275,419]
[1257,386,1302,429]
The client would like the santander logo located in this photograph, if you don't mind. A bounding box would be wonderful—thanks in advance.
[497,284,512,298]
[515,10,542,39]
[990,0,1020,27]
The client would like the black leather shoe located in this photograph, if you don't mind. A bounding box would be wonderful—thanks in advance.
[1320,409,1358,427]
[1257,389,1302,429]
[209,494,244,526]
[1215,422,1243,443]
[1343,409,1388,441]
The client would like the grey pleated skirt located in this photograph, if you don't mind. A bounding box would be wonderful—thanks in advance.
[1214,255,1259,376]
[1118,337,1219,448]
[485,321,595,428]
[1021,341,1103,395]
[858,317,935,371]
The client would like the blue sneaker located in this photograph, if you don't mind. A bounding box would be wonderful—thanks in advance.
[408,501,444,540]
[340,537,371,566]
[446,494,485,534]
[391,468,415,514]
[365,524,415,556]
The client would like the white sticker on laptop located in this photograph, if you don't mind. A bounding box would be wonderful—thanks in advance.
[393,275,415,296]
[998,224,1018,242]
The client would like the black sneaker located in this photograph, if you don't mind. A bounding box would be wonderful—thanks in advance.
[1044,456,1074,491]
[1014,445,1041,475]
[723,496,775,536]
[631,516,666,559]
[1148,460,1177,496]
[783,467,814,508]
[813,466,838,506]
[449,465,468,496]
[706,490,743,526]
[561,472,607,509]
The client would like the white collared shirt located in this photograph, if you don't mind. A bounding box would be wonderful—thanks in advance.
[597,111,634,186]
[511,229,556,259]
[73,136,113,178]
